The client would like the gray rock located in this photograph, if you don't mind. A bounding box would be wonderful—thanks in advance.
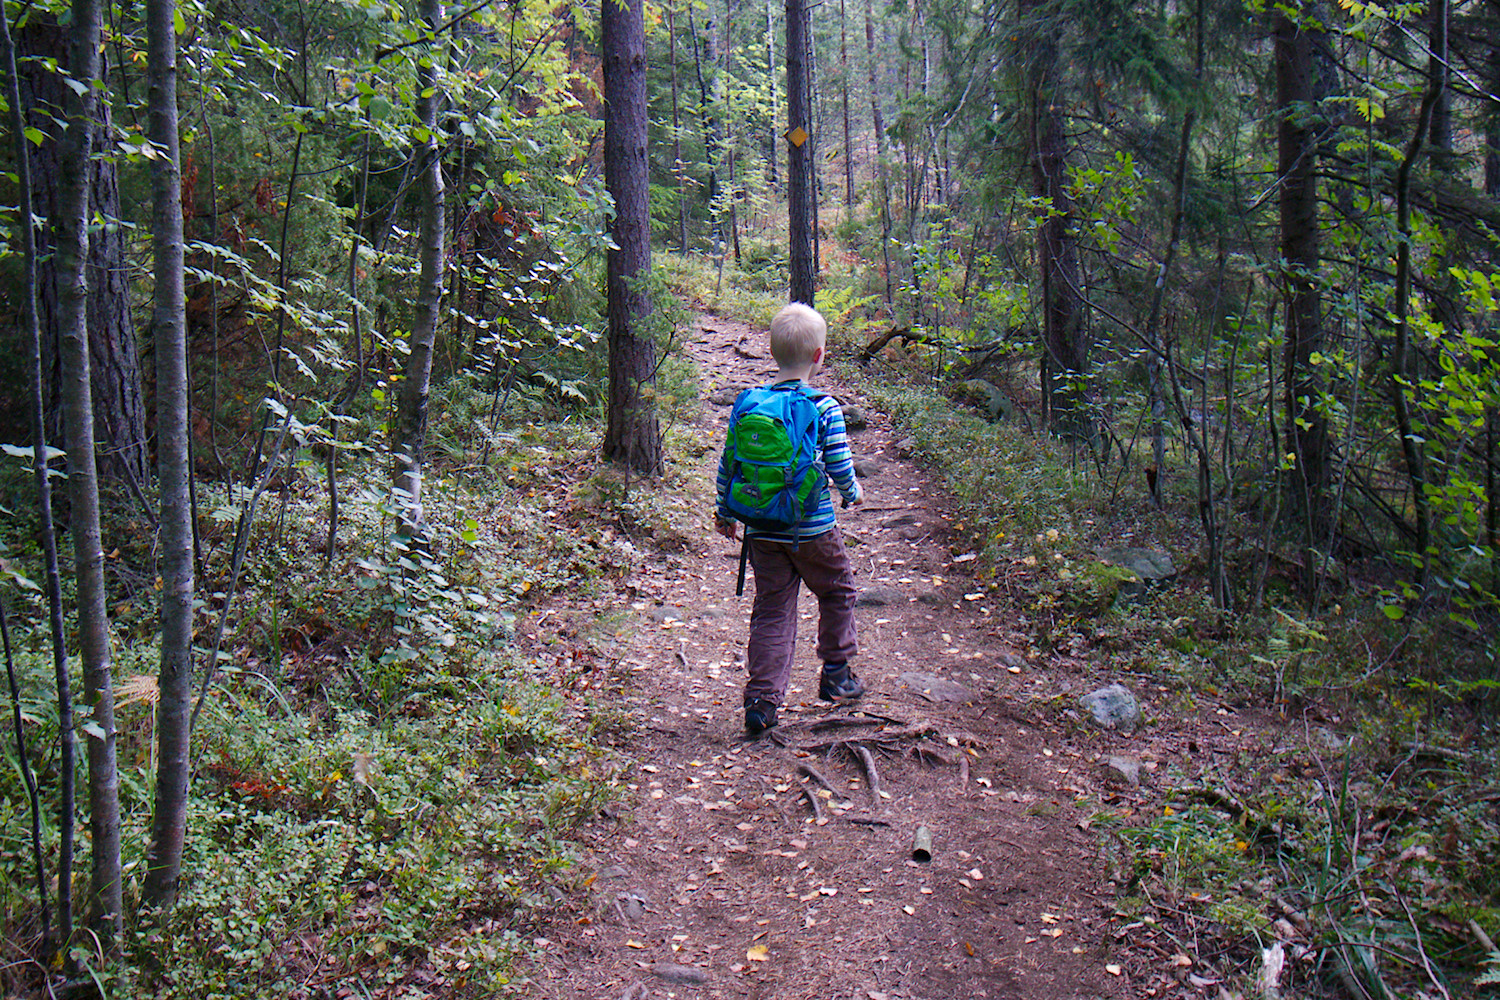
[852,457,882,479]
[841,404,870,431]
[881,512,920,528]
[899,671,972,703]
[956,379,1014,421]
[706,386,746,406]
[1099,546,1176,589]
[651,963,710,985]
[856,585,905,607]
[1099,754,1142,788]
[617,891,649,922]
[916,590,946,607]
[597,864,630,880]
[1080,683,1142,733]
[895,436,918,458]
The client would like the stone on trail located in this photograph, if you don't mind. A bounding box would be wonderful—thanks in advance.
[1099,754,1142,788]
[894,435,918,458]
[899,671,972,703]
[841,403,870,431]
[852,456,882,479]
[856,585,905,607]
[1080,683,1142,733]
[650,963,710,985]
[880,512,919,528]
[706,386,746,406]
[916,590,946,607]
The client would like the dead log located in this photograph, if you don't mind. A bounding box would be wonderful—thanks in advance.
[858,326,934,364]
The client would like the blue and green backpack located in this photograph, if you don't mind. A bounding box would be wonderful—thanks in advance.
[722,384,826,534]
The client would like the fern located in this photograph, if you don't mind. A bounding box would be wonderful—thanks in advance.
[1480,950,1500,986]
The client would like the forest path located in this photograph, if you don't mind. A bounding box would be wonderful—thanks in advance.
[524,313,1139,1000]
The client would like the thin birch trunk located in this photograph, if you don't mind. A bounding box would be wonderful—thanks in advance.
[864,0,891,313]
[142,0,193,910]
[57,0,121,947]
[392,0,448,542]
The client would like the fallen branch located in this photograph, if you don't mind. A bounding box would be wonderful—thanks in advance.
[958,755,970,795]
[846,816,890,827]
[853,743,883,807]
[800,785,825,822]
[797,763,838,796]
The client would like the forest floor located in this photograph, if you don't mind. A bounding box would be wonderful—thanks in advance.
[518,313,1276,1000]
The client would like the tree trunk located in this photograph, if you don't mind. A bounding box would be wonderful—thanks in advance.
[687,6,721,246]
[56,0,122,950]
[1025,0,1089,436]
[391,0,448,541]
[141,0,193,912]
[18,19,148,487]
[840,0,854,206]
[1428,0,1451,164]
[765,0,779,189]
[670,2,688,253]
[1274,4,1331,559]
[0,0,71,959]
[723,0,743,261]
[602,0,664,476]
[865,0,892,313]
[787,0,814,304]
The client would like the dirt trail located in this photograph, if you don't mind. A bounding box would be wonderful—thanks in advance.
[526,314,1140,1000]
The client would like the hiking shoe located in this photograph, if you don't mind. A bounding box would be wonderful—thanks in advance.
[744,699,779,736]
[819,664,865,704]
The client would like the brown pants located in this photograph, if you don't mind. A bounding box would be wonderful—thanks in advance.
[745,528,858,706]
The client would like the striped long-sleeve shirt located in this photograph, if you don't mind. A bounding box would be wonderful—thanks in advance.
[716,380,862,543]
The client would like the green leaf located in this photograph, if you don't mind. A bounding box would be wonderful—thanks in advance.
[23,127,46,147]
[81,721,107,741]
[173,8,186,34]
[1381,604,1405,620]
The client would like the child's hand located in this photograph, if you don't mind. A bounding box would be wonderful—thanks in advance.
[716,517,738,541]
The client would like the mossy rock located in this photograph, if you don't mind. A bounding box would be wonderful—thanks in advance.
[952,379,1014,421]
[1058,561,1142,614]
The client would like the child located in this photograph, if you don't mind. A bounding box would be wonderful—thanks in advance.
[715,303,864,736]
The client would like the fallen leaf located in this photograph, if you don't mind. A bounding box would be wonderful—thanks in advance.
[746,945,770,962]
[626,940,645,949]
[1105,963,1122,976]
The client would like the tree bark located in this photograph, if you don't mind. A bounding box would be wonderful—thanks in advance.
[1025,0,1089,436]
[864,0,892,313]
[602,0,664,476]
[56,0,122,950]
[142,0,193,912]
[17,19,148,486]
[392,0,448,541]
[1274,4,1331,559]
[0,0,70,959]
[787,0,814,304]
[840,0,854,205]
[765,0,779,189]
[670,2,688,252]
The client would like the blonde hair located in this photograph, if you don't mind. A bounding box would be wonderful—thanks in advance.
[769,303,827,367]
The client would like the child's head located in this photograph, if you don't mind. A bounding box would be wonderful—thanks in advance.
[769,303,828,369]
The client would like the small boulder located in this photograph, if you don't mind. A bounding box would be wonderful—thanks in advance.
[894,435,918,458]
[1098,547,1176,598]
[651,963,710,986]
[1080,683,1142,733]
[955,379,1014,421]
[841,404,870,431]
[706,386,745,406]
[1099,754,1142,788]
[852,457,882,479]
[856,585,905,607]
[881,512,920,528]
[899,671,972,703]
